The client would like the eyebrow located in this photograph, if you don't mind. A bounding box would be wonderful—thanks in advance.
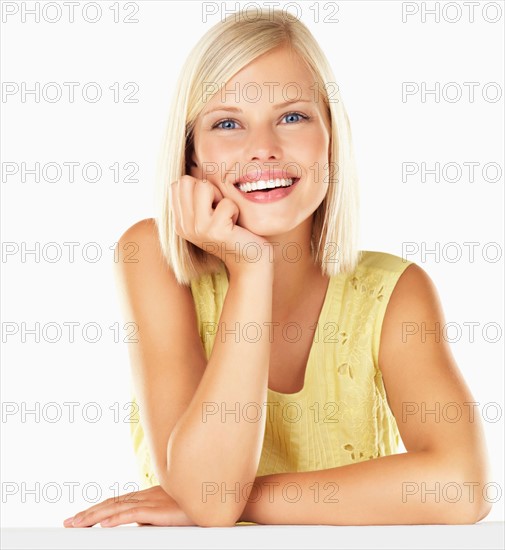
[202,98,314,118]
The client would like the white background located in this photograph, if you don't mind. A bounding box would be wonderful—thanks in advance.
[1,0,503,531]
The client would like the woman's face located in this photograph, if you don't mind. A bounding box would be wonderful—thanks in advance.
[189,45,331,236]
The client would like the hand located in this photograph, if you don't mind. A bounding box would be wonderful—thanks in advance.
[62,485,197,528]
[170,176,272,278]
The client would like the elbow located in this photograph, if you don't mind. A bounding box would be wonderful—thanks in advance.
[164,438,244,527]
[438,461,494,525]
[444,500,492,525]
[464,490,493,525]
[473,500,493,524]
[193,511,240,528]
[432,444,494,524]
[162,469,241,528]
[176,499,241,528]
[461,452,494,524]
[177,492,243,528]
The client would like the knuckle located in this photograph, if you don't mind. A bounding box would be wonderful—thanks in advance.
[194,180,210,195]
[194,222,207,236]
[179,223,189,237]
[173,222,183,236]
[219,197,234,208]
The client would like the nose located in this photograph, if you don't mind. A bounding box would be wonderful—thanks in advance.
[246,124,282,163]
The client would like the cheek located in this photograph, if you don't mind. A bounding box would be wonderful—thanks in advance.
[200,135,232,153]
[206,142,241,182]
[299,131,328,159]
[200,141,228,166]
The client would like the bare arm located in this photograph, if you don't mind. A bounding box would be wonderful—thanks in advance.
[165,261,274,526]
[114,217,274,527]
[160,176,280,526]
[239,451,490,525]
[238,264,492,525]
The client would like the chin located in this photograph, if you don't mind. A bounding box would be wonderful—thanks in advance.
[239,218,295,237]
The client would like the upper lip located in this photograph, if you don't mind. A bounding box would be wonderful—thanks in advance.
[234,170,300,185]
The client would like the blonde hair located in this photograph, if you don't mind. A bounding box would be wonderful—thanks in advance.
[155,8,361,286]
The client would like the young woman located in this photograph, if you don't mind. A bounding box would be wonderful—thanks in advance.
[64,8,491,528]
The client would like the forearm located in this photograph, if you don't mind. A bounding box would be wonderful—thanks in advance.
[165,262,274,525]
[239,451,490,525]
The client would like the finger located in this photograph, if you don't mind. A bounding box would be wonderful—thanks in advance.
[169,179,182,233]
[212,197,240,229]
[209,179,224,207]
[67,492,143,527]
[71,500,150,528]
[193,180,222,233]
[67,490,141,521]
[100,505,173,528]
[178,175,197,236]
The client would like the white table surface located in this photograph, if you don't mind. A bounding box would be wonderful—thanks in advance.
[1,522,504,550]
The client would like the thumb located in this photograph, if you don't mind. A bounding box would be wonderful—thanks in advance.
[202,179,224,207]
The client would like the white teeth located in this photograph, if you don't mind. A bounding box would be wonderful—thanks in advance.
[236,178,296,193]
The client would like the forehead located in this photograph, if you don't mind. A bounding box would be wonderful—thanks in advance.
[203,46,320,109]
[231,47,313,88]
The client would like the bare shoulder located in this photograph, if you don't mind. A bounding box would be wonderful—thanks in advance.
[113,218,207,483]
[116,217,160,262]
[378,262,443,371]
[113,216,199,328]
[114,217,181,287]
[382,262,441,332]
[378,261,492,522]
[119,217,156,239]
[379,262,479,450]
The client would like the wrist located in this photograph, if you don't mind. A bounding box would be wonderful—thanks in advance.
[226,259,274,282]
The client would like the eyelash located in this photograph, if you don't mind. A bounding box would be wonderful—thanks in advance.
[211,111,311,130]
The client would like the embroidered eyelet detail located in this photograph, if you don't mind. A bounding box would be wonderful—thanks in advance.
[350,275,385,301]
[337,362,353,379]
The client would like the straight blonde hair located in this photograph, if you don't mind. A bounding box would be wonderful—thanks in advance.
[155,8,361,286]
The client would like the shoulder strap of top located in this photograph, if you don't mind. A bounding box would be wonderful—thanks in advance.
[190,254,415,371]
[356,251,415,370]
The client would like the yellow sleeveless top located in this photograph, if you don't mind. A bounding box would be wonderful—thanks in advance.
[129,250,414,495]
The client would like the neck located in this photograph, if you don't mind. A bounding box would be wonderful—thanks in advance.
[223,217,327,318]
[264,219,326,319]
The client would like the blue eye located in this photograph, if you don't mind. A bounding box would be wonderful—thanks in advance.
[212,111,310,130]
[214,119,238,130]
[283,112,307,124]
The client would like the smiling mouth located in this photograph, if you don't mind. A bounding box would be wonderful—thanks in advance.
[234,177,300,194]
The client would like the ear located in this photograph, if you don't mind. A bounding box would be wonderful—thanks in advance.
[190,148,198,168]
[185,144,198,175]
